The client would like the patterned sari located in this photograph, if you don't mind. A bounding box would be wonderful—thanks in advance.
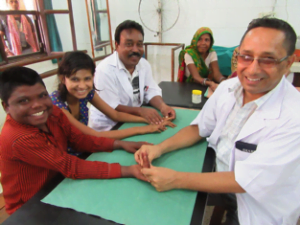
[177,27,215,82]
[7,15,38,55]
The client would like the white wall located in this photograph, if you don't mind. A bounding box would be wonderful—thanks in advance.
[109,0,300,46]
[108,0,300,83]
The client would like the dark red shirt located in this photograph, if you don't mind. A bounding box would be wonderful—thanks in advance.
[0,105,121,214]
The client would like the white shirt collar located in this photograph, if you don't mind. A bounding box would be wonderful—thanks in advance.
[228,76,285,109]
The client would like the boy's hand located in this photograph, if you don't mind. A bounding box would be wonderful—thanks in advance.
[121,165,149,182]
[114,140,153,153]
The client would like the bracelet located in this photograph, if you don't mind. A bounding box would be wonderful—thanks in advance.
[219,77,226,83]
[202,78,207,86]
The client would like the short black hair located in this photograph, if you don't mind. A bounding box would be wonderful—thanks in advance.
[57,51,96,102]
[0,67,45,104]
[240,17,297,56]
[114,20,144,44]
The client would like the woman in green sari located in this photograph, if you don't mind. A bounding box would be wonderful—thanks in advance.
[177,27,225,89]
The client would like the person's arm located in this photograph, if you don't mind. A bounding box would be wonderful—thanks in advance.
[135,125,202,165]
[141,168,245,193]
[116,104,164,125]
[184,53,205,84]
[13,135,121,179]
[60,108,167,139]
[90,93,148,124]
[149,96,176,120]
[14,135,148,181]
[187,63,205,84]
[210,61,226,83]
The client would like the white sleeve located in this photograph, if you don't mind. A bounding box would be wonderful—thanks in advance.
[143,61,162,103]
[209,51,218,63]
[94,64,120,109]
[184,53,194,65]
[190,81,227,137]
[235,120,300,202]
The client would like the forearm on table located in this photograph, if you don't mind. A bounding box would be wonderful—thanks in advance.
[67,125,115,153]
[116,104,142,116]
[96,126,146,140]
[149,96,166,111]
[175,171,245,193]
[158,125,202,155]
[116,111,148,123]
[70,157,121,179]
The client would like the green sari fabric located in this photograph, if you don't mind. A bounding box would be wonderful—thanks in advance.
[178,27,215,82]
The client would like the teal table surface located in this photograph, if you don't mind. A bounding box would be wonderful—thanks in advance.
[42,108,208,225]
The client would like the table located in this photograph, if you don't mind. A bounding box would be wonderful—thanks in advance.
[3,148,215,225]
[159,81,208,109]
[3,87,215,225]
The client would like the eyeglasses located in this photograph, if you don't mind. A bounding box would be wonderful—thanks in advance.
[237,53,289,68]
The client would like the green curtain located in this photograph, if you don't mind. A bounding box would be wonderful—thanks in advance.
[43,0,63,63]
[213,45,239,76]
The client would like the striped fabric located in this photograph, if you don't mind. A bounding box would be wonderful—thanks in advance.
[216,82,276,172]
[0,105,121,215]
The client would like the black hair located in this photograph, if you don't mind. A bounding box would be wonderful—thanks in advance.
[114,20,144,44]
[0,66,45,104]
[240,17,297,56]
[57,51,96,102]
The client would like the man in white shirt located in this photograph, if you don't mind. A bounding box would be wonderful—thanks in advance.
[90,20,176,131]
[135,18,300,224]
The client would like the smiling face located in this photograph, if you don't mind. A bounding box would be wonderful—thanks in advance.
[2,83,53,129]
[115,28,144,72]
[63,69,94,100]
[196,33,211,54]
[237,27,294,101]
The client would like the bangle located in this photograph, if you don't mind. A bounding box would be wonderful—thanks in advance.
[202,78,207,86]
[219,77,226,83]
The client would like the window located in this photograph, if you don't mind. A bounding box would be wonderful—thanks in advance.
[0,0,43,61]
[0,0,76,65]
[0,0,113,67]
[86,0,112,58]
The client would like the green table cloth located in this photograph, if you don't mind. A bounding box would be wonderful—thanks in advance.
[42,108,208,225]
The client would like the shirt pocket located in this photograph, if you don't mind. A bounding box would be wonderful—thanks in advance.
[235,148,252,162]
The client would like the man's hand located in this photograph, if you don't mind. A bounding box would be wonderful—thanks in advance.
[135,145,162,166]
[141,166,179,192]
[139,108,164,125]
[160,104,176,120]
[114,140,152,153]
[121,165,149,182]
[206,80,219,92]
